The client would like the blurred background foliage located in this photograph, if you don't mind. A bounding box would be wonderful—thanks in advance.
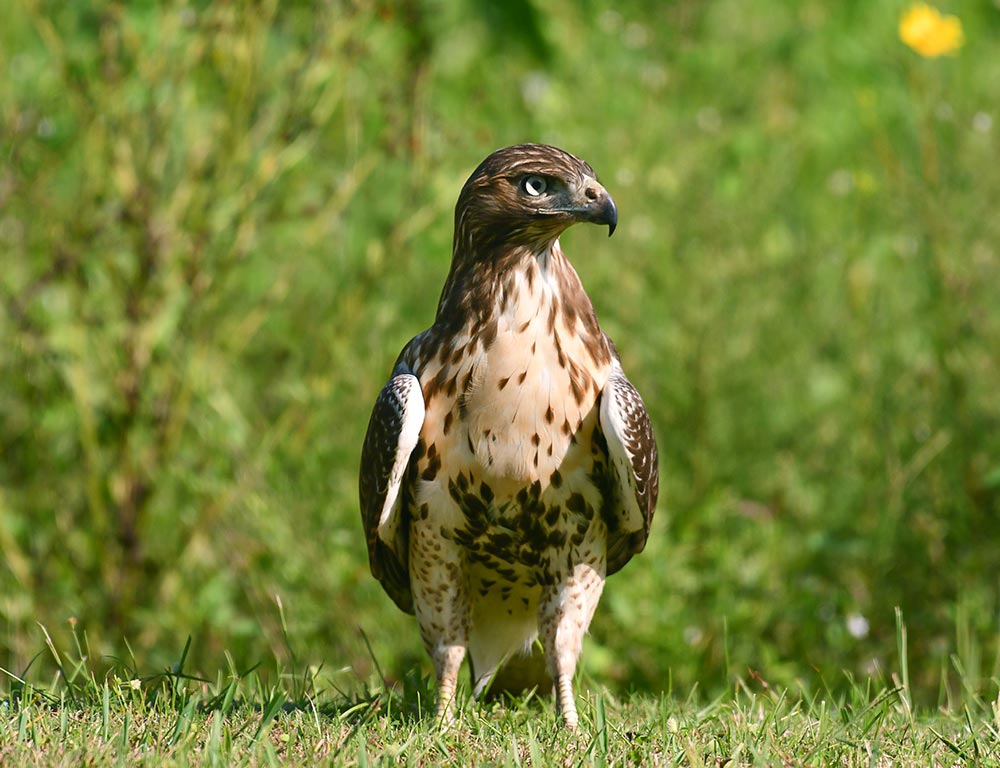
[2,0,999,704]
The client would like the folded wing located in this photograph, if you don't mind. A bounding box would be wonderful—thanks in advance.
[359,367,425,613]
[599,362,659,575]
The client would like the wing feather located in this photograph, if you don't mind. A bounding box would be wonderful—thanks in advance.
[359,367,425,613]
[599,363,658,575]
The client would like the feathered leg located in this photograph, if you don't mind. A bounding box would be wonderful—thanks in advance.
[538,557,606,728]
[410,521,469,725]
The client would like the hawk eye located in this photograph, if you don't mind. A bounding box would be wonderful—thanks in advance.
[521,175,547,197]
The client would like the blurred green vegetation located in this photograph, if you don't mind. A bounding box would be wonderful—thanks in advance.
[2,0,998,705]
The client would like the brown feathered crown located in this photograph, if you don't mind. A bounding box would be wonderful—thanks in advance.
[452,144,617,258]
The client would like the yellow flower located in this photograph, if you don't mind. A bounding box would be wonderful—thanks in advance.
[899,3,964,57]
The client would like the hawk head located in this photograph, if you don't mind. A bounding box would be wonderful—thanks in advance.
[454,144,618,255]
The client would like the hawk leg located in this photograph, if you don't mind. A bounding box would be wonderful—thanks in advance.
[538,557,606,729]
[410,521,469,725]
[432,644,466,726]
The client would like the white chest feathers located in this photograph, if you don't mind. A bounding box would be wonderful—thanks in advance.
[456,261,609,484]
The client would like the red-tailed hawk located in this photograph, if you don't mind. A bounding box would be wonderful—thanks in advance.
[360,144,658,727]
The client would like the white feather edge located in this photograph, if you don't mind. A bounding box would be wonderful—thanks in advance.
[377,373,426,536]
[598,370,646,534]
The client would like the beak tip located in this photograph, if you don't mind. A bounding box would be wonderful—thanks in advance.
[606,198,618,237]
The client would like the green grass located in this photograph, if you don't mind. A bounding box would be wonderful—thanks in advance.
[2,0,1000,740]
[3,656,998,767]
[4,619,1000,766]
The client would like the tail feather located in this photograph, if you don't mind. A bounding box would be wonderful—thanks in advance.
[475,643,551,699]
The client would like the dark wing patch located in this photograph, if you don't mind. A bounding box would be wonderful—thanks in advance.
[359,369,425,613]
[598,366,659,576]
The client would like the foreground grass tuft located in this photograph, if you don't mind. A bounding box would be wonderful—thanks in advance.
[3,635,999,766]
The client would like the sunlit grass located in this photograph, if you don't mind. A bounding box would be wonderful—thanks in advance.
[3,618,999,765]
[2,654,996,766]
[1,0,999,717]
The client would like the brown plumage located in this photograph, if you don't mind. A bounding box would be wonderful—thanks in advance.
[359,144,658,727]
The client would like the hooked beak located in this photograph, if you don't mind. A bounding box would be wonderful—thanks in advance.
[555,180,618,237]
[593,190,618,237]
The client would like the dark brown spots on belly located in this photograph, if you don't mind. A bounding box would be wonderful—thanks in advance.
[545,404,554,423]
[490,531,512,550]
[591,427,608,456]
[421,453,441,481]
[498,375,511,390]
[566,492,587,516]
[550,469,562,488]
[480,481,494,503]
